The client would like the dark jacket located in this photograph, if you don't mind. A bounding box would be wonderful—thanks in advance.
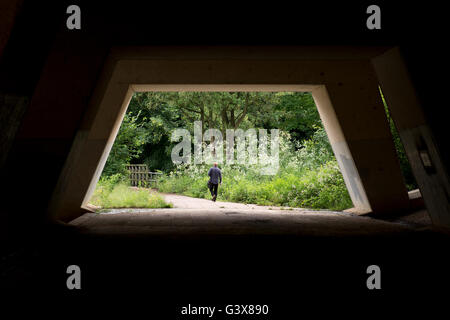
[208,167,222,184]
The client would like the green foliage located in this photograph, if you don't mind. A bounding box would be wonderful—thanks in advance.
[100,91,356,210]
[158,130,353,211]
[102,112,149,176]
[271,92,322,142]
[103,92,323,175]
[296,126,334,170]
[380,89,418,190]
[89,174,172,209]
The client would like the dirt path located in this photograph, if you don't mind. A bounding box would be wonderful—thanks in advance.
[161,193,299,211]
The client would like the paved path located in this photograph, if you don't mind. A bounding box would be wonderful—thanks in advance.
[72,193,419,237]
[96,192,344,215]
[161,193,311,211]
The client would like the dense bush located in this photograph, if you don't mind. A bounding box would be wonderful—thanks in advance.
[380,90,418,190]
[102,112,149,176]
[96,91,417,210]
[158,129,353,211]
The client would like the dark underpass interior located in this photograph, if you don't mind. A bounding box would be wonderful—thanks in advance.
[4,211,450,318]
[4,207,450,315]
[2,2,450,316]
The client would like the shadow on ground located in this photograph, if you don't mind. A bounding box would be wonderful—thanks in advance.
[2,207,449,316]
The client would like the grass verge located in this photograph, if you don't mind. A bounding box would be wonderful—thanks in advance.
[89,180,172,209]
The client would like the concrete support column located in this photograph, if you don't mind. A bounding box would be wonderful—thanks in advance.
[48,80,134,222]
[372,47,450,227]
[314,63,410,214]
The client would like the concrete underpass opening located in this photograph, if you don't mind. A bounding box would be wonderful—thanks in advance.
[70,85,370,221]
[84,89,359,215]
[46,46,450,230]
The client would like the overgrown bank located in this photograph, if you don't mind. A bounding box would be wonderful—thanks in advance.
[91,91,416,211]
[89,174,172,209]
[158,130,353,211]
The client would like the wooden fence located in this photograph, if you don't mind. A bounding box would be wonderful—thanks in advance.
[126,164,163,187]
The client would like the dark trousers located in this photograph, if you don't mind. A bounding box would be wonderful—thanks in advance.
[209,183,218,197]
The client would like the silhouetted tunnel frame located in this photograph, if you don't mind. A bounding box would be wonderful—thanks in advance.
[47,46,450,228]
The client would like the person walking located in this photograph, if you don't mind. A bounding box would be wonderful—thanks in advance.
[207,162,222,202]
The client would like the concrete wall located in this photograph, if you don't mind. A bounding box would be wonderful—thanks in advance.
[373,48,450,226]
[1,2,449,231]
[44,48,409,221]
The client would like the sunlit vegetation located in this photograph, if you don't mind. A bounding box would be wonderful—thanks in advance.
[90,174,172,209]
[92,90,415,210]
